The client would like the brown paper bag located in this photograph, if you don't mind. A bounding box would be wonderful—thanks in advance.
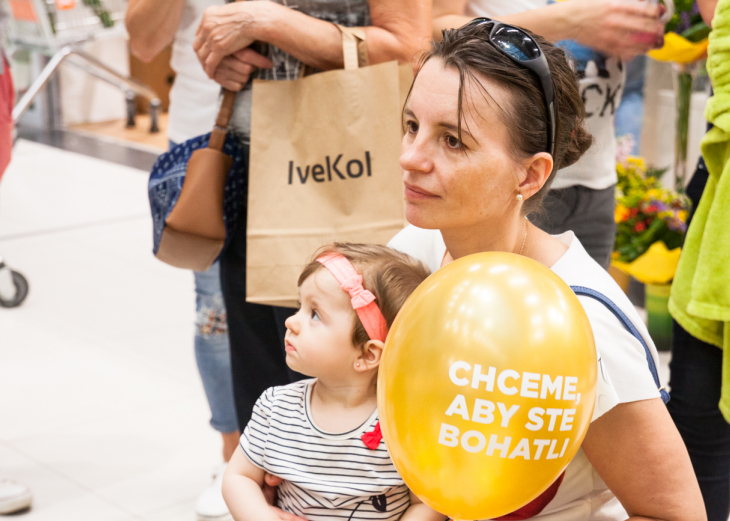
[247,27,412,307]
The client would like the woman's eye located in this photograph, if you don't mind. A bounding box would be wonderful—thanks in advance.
[311,309,320,322]
[446,135,462,149]
[407,120,418,134]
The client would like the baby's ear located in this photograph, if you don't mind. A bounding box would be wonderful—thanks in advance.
[354,340,385,372]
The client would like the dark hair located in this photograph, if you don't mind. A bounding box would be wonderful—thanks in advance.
[405,23,593,214]
[298,243,431,349]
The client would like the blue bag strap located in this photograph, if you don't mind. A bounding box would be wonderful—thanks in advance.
[570,286,670,404]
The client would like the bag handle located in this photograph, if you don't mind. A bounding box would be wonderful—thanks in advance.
[570,286,670,404]
[208,23,367,149]
[208,89,237,151]
[335,24,368,70]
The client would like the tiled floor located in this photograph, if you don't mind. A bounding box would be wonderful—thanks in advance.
[0,139,672,521]
[0,140,222,521]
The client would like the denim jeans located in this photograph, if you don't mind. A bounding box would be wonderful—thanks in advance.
[615,55,646,152]
[169,139,238,434]
[666,155,729,521]
[195,261,238,433]
[668,320,730,521]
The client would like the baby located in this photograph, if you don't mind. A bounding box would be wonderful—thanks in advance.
[222,243,444,521]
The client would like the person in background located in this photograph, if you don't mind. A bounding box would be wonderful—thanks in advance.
[432,0,665,269]
[126,2,240,520]
[0,2,33,516]
[615,55,647,154]
[666,1,728,520]
[192,0,431,440]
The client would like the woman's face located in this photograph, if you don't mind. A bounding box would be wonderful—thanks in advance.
[400,58,523,232]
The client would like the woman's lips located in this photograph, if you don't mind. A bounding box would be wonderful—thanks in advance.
[404,183,438,201]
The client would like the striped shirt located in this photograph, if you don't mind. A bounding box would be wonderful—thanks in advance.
[240,380,410,521]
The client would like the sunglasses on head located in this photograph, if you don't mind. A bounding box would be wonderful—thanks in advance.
[465,17,556,158]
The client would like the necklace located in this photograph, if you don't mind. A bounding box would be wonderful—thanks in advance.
[518,217,528,255]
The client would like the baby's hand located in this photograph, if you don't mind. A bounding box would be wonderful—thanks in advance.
[263,473,283,505]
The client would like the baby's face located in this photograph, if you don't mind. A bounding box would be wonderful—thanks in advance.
[284,269,359,379]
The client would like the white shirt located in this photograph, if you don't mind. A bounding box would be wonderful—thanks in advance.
[466,0,547,18]
[466,0,623,190]
[388,226,662,520]
[167,0,224,144]
[241,380,411,521]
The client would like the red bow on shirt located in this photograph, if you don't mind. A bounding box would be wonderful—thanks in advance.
[361,422,382,449]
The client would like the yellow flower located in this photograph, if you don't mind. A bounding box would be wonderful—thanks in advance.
[646,189,662,199]
[615,204,630,223]
[679,210,688,222]
[627,156,646,170]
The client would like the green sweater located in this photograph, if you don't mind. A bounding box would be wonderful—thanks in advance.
[669,0,730,421]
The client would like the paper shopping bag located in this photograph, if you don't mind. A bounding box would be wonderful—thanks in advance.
[246,27,410,307]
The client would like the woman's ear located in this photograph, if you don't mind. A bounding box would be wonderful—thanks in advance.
[354,340,385,372]
[519,152,553,200]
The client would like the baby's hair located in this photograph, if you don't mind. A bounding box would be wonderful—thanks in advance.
[298,243,431,349]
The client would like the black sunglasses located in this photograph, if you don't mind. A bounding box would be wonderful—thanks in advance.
[466,17,556,158]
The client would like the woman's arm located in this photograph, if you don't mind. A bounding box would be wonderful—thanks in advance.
[432,0,664,61]
[222,448,282,521]
[399,491,447,521]
[194,0,431,80]
[126,0,186,62]
[582,398,706,521]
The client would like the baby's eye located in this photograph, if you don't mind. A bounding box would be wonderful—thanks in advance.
[446,134,462,149]
[406,120,418,134]
[311,309,320,322]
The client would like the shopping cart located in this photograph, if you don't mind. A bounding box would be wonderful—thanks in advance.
[0,254,28,307]
[3,0,161,132]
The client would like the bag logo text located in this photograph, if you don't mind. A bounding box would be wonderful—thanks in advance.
[288,152,372,184]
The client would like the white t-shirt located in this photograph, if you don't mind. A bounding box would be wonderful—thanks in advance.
[241,380,411,521]
[466,0,547,18]
[466,0,623,190]
[167,0,224,144]
[388,226,662,520]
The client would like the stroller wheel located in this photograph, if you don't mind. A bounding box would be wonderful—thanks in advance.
[0,269,29,308]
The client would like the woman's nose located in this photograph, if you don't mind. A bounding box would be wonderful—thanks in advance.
[400,134,434,175]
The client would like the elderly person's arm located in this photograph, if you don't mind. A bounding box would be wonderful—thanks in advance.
[194,0,430,90]
[582,398,706,521]
[698,0,719,25]
[433,0,664,61]
[126,0,186,62]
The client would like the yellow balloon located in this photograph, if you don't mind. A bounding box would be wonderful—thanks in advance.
[377,252,597,520]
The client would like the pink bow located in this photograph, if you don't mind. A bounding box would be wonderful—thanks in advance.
[317,254,389,342]
[340,274,376,309]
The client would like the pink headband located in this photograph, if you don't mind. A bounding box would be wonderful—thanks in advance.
[316,254,389,342]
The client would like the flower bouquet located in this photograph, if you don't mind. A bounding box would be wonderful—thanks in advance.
[648,0,710,193]
[612,148,691,349]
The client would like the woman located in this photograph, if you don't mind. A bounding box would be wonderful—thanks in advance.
[389,21,705,520]
[127,1,241,519]
[192,0,431,437]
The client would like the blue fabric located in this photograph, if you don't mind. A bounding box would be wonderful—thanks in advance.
[148,133,248,260]
[570,286,670,404]
[157,139,240,434]
[195,261,238,433]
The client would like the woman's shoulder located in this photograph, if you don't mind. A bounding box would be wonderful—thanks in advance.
[550,233,662,413]
[388,225,445,273]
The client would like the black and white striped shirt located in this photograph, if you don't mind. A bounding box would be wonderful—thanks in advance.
[240,380,410,521]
